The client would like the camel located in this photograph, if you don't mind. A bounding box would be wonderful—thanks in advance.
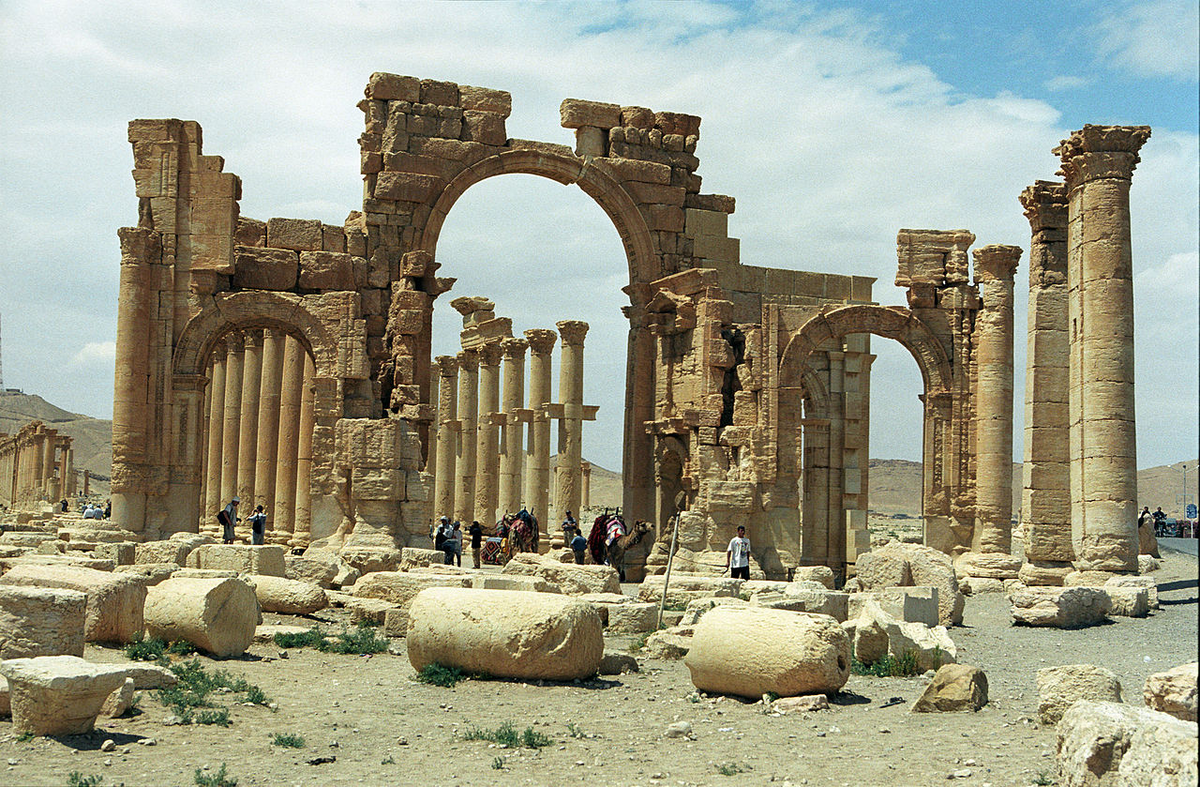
[606,519,652,582]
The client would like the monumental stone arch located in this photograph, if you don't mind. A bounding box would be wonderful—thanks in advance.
[107,72,1048,581]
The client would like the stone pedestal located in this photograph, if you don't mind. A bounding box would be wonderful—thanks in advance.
[1019,181,1074,584]
[1055,125,1151,574]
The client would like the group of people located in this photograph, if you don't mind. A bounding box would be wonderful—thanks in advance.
[80,500,110,520]
[433,516,485,567]
[217,497,268,545]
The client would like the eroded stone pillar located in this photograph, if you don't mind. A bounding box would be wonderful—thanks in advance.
[524,329,556,535]
[204,343,226,526]
[30,431,44,503]
[255,330,285,527]
[1055,125,1150,574]
[453,349,479,524]
[41,430,57,500]
[433,355,459,520]
[581,460,592,509]
[219,332,244,507]
[293,352,315,547]
[498,338,528,516]
[553,321,588,526]
[63,448,74,497]
[1019,181,1075,585]
[237,330,263,506]
[475,342,503,526]
[826,351,846,569]
[960,244,1022,579]
[273,335,304,542]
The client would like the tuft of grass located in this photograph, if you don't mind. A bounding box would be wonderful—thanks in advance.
[851,649,921,678]
[628,633,650,653]
[194,764,237,787]
[16,730,36,742]
[1033,771,1057,786]
[124,635,196,664]
[415,663,466,688]
[491,756,505,770]
[716,762,751,776]
[194,708,231,727]
[157,659,269,724]
[273,627,325,649]
[462,722,552,749]
[271,733,305,749]
[320,622,389,655]
[67,773,104,787]
[566,722,585,739]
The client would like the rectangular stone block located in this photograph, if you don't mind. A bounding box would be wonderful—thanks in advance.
[458,85,511,117]
[0,565,147,645]
[298,250,356,290]
[560,98,620,129]
[367,73,420,102]
[233,246,299,290]
[461,110,506,146]
[374,171,443,202]
[0,586,87,659]
[188,545,286,577]
[266,218,323,251]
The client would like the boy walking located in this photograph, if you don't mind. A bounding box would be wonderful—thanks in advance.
[726,525,750,580]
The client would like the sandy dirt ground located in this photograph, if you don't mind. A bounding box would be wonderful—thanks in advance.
[1,549,1196,787]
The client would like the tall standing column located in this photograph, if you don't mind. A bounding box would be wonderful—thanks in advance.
[826,351,845,569]
[42,431,57,501]
[63,448,74,497]
[237,330,263,506]
[204,342,227,524]
[219,333,244,508]
[475,342,504,526]
[1056,125,1151,574]
[961,244,1022,579]
[30,432,44,503]
[581,461,592,509]
[454,349,479,524]
[293,352,315,547]
[498,338,528,516]
[433,355,459,520]
[273,336,305,543]
[255,330,285,528]
[524,329,556,534]
[553,321,588,526]
[1019,181,1075,585]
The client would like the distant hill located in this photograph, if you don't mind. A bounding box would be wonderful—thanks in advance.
[0,391,112,481]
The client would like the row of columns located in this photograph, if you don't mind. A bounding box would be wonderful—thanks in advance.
[0,423,75,508]
[200,329,315,545]
[433,319,592,542]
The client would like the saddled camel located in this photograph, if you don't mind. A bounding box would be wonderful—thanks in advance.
[606,519,652,582]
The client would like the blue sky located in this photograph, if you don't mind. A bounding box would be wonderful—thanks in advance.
[1,0,1196,474]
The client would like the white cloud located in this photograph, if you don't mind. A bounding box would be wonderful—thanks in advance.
[70,341,116,366]
[1097,0,1200,81]
[1044,75,1091,92]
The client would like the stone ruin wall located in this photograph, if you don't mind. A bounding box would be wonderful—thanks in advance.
[0,421,75,510]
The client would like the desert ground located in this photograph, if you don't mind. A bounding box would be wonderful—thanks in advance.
[1,548,1195,787]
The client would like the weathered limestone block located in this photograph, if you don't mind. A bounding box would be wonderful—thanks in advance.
[1011,587,1111,629]
[847,599,957,672]
[143,577,258,659]
[472,575,560,594]
[0,564,146,644]
[345,596,400,625]
[685,607,851,699]
[135,534,209,566]
[1106,586,1149,617]
[353,571,472,608]
[285,550,341,588]
[848,586,939,627]
[1116,714,1198,786]
[792,565,836,589]
[92,542,136,565]
[0,677,8,716]
[1055,701,1188,787]
[1039,664,1123,725]
[1144,663,1198,722]
[101,676,136,717]
[246,574,328,615]
[606,602,659,634]
[382,607,408,637]
[1107,575,1159,609]
[960,576,1006,595]
[298,250,356,290]
[1020,560,1075,587]
[1138,555,1160,574]
[266,217,322,250]
[855,542,964,625]
[407,588,603,680]
[0,656,130,736]
[399,547,445,570]
[599,651,639,675]
[121,663,179,689]
[680,597,749,626]
[339,547,401,575]
[637,573,742,606]
[232,245,298,290]
[738,580,792,599]
[750,588,849,622]
[0,585,86,658]
[501,553,620,595]
[559,98,621,129]
[1065,570,1117,587]
[255,624,313,643]
[114,563,178,585]
[643,626,694,659]
[912,664,989,712]
[1138,520,1161,558]
[187,544,286,576]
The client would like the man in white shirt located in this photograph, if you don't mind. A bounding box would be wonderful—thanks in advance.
[726,525,751,580]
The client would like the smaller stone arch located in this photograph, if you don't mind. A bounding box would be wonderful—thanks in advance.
[173,291,338,378]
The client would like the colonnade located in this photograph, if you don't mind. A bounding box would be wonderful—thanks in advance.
[199,328,315,545]
[0,421,75,509]
[433,305,595,545]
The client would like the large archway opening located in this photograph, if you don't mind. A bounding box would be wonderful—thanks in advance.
[431,173,629,534]
[865,336,926,544]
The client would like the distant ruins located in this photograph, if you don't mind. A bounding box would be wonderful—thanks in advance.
[0,421,76,508]
[104,73,1148,582]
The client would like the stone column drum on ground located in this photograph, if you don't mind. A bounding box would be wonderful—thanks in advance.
[454,349,479,525]
[554,320,588,527]
[475,342,503,526]
[960,244,1022,579]
[498,338,528,516]
[524,329,556,540]
[1019,181,1075,585]
[1055,125,1151,575]
[433,355,458,520]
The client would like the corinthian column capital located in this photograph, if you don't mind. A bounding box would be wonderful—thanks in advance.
[1054,124,1151,186]
[973,244,1022,283]
[556,320,589,346]
[1018,180,1068,231]
[524,328,558,355]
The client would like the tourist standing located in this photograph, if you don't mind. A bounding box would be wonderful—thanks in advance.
[469,520,484,568]
[248,505,268,546]
[562,510,578,542]
[451,521,464,567]
[726,525,751,580]
[219,497,240,544]
[571,531,588,564]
